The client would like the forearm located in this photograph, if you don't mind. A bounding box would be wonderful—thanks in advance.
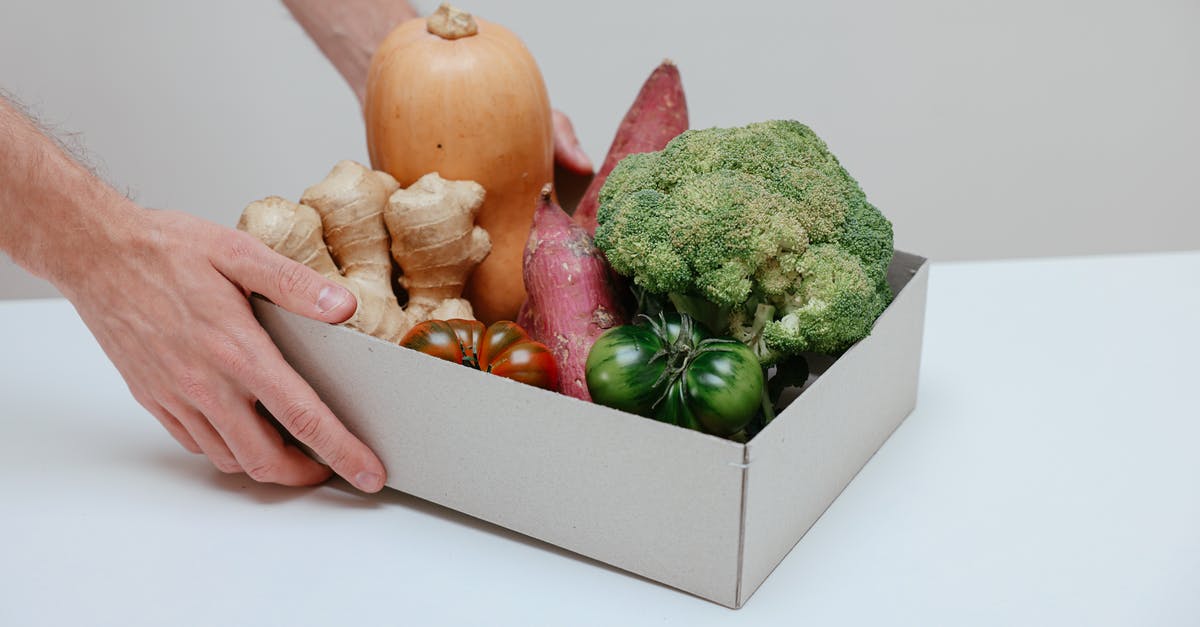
[282,0,418,104]
[0,96,137,289]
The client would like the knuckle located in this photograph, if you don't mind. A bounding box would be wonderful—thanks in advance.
[211,457,241,474]
[243,458,280,483]
[279,401,326,447]
[128,387,156,411]
[225,231,261,264]
[178,369,216,411]
[211,336,253,380]
[321,444,353,473]
[178,437,203,455]
[274,261,314,298]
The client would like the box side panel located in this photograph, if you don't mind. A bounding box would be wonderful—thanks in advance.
[737,254,930,606]
[253,300,746,607]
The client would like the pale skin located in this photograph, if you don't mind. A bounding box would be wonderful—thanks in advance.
[0,1,591,490]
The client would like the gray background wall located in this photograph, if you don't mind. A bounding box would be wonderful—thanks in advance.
[2,0,1197,299]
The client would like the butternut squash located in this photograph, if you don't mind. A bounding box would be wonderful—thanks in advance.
[365,4,554,323]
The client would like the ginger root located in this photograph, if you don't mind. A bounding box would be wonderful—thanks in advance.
[237,160,490,342]
[388,172,491,323]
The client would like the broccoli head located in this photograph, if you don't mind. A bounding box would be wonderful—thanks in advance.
[594,120,894,363]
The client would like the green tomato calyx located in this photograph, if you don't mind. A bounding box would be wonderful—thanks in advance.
[639,313,739,412]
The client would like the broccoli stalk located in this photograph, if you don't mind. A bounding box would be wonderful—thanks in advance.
[667,292,731,339]
[662,294,783,365]
[594,120,895,364]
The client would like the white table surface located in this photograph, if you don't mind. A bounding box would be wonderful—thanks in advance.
[2,251,1198,626]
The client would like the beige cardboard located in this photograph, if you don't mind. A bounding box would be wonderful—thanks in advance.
[253,301,749,606]
[252,250,929,608]
[738,252,929,606]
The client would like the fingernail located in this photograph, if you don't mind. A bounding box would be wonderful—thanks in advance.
[317,285,349,314]
[354,471,383,492]
[575,147,594,171]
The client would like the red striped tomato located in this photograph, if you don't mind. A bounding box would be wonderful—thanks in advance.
[401,319,558,391]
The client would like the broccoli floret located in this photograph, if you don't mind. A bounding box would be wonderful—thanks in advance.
[595,120,894,363]
[762,244,891,355]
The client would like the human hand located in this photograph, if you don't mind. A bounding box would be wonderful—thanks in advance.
[59,203,386,492]
[552,109,593,175]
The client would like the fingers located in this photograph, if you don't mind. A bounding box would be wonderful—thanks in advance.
[552,109,594,175]
[161,397,243,474]
[214,231,357,324]
[164,381,333,486]
[200,388,334,487]
[205,235,381,491]
[256,372,386,492]
[139,396,202,455]
[234,330,387,492]
[166,327,340,486]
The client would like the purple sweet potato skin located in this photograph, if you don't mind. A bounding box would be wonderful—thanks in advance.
[520,186,627,401]
[574,61,689,235]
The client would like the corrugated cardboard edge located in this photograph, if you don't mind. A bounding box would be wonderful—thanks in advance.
[734,444,751,605]
[734,252,930,607]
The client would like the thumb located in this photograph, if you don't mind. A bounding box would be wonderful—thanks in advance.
[219,233,358,323]
[552,109,593,175]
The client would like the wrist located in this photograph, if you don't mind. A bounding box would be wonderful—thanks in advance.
[0,95,146,296]
[28,158,145,297]
[282,0,418,104]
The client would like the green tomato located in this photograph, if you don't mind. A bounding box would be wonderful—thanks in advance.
[585,325,666,416]
[586,313,764,437]
[679,341,764,436]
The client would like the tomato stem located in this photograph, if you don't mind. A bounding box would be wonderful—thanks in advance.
[644,312,704,410]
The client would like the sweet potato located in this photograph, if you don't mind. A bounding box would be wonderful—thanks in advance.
[519,185,627,400]
[573,60,689,235]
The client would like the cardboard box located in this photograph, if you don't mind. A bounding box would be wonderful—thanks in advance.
[252,250,929,608]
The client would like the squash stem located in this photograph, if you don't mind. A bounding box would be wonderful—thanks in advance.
[427,3,478,39]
